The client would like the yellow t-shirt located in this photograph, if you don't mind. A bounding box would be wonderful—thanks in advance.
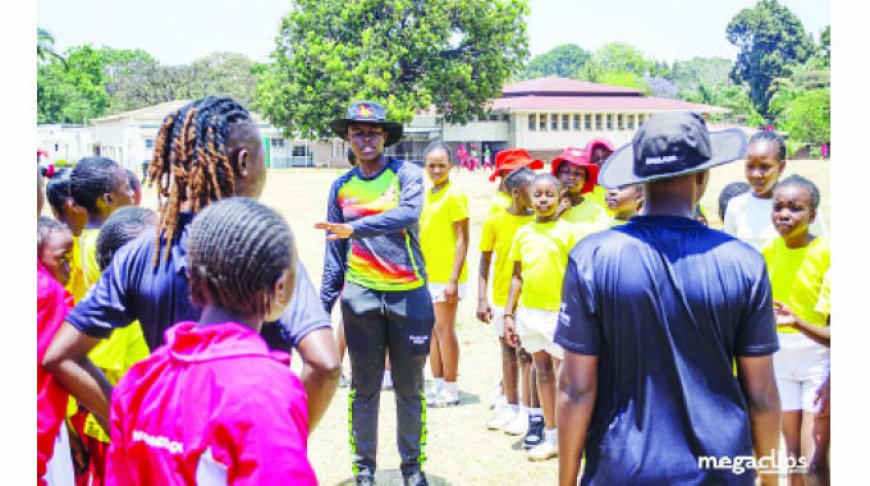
[420,182,469,284]
[762,237,830,333]
[509,219,579,311]
[814,270,831,320]
[81,228,102,288]
[479,209,534,307]
[587,185,610,212]
[64,235,87,303]
[487,191,512,216]
[561,199,610,228]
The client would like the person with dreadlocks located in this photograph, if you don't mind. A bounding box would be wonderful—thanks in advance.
[43,97,340,435]
[105,198,317,485]
[317,100,434,486]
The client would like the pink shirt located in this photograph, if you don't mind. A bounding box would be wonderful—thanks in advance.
[106,321,317,485]
[37,262,73,484]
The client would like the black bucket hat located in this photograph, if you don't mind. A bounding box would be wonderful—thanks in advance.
[330,100,403,147]
[598,112,746,189]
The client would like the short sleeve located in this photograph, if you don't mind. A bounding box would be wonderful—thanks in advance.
[734,260,779,356]
[66,247,139,338]
[815,271,831,318]
[508,230,523,263]
[267,262,332,351]
[449,192,469,223]
[554,250,601,355]
[479,215,496,252]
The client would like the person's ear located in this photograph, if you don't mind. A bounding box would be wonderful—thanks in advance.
[809,207,817,224]
[235,148,250,178]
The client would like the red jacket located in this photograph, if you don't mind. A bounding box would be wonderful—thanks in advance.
[105,321,317,485]
[37,262,73,485]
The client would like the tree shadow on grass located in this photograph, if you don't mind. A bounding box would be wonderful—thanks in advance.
[335,469,451,485]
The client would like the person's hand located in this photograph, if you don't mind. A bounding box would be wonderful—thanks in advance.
[814,375,831,417]
[444,280,459,304]
[557,196,572,217]
[314,222,354,241]
[773,301,798,328]
[476,299,492,324]
[504,315,519,348]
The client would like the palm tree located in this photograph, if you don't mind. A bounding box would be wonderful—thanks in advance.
[37,27,66,65]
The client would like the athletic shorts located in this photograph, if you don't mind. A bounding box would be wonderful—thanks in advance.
[516,307,563,359]
[773,333,830,412]
[428,282,467,303]
[491,305,505,337]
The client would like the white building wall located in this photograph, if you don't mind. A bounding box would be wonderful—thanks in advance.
[511,112,648,150]
[442,121,509,142]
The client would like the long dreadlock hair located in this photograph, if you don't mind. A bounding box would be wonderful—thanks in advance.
[146,97,253,263]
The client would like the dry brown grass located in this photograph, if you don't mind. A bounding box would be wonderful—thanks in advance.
[140,159,830,485]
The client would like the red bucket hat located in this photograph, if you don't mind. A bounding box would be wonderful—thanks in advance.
[490,148,544,182]
[551,147,599,194]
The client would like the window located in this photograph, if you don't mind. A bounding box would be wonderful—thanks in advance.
[551,114,559,131]
[144,139,154,149]
[595,114,603,130]
[292,145,308,157]
[540,113,547,131]
[584,114,592,130]
[627,115,635,130]
[606,114,613,130]
[617,114,624,131]
[502,114,510,122]
[562,114,569,130]
[573,114,580,130]
[271,137,285,148]
[528,114,536,131]
[638,114,646,125]
[490,114,498,121]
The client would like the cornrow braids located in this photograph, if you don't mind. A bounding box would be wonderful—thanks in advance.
[718,181,751,221]
[37,217,70,255]
[146,97,253,263]
[96,206,158,271]
[45,167,73,216]
[749,131,787,162]
[70,156,123,212]
[187,198,296,319]
[775,174,821,211]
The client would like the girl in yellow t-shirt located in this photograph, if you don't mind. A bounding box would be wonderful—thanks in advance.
[420,142,469,407]
[551,147,609,229]
[761,175,830,480]
[505,173,580,462]
[45,168,89,303]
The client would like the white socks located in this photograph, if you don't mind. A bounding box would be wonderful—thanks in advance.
[443,381,458,395]
[529,407,543,417]
[433,377,445,393]
[543,428,557,444]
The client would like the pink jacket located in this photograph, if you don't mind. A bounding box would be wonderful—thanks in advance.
[105,321,317,485]
[37,262,73,485]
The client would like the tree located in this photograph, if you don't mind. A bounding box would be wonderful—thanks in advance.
[726,0,813,117]
[37,27,65,65]
[37,45,112,124]
[256,0,530,138]
[780,88,830,146]
[581,42,652,92]
[520,44,590,80]
[670,57,734,93]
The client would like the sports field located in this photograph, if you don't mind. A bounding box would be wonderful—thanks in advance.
[143,159,830,485]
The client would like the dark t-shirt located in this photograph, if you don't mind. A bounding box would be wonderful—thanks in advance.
[66,212,331,352]
[555,215,779,486]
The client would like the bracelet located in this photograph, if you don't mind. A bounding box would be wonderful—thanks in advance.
[504,314,514,318]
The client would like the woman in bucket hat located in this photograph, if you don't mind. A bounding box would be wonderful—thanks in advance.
[551,147,609,229]
[317,100,433,486]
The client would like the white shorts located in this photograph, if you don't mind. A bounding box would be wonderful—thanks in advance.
[516,307,564,359]
[428,282,467,303]
[491,305,505,337]
[773,333,830,412]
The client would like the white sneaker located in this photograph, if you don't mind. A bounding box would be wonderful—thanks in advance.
[527,438,558,461]
[430,388,460,408]
[502,410,528,436]
[488,386,505,410]
[485,406,517,430]
[425,381,442,401]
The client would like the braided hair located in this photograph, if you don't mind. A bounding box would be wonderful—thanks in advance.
[748,131,787,162]
[423,141,454,165]
[96,206,158,271]
[45,167,74,216]
[187,198,296,318]
[146,97,253,263]
[70,156,124,212]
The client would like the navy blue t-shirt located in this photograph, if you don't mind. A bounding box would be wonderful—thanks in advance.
[67,212,331,352]
[555,215,779,486]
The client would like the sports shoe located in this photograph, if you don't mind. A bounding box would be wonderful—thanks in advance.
[403,470,429,486]
[488,385,505,410]
[339,373,349,388]
[523,415,545,449]
[485,406,517,430]
[527,437,558,461]
[354,474,375,486]
[502,409,528,436]
[429,388,460,408]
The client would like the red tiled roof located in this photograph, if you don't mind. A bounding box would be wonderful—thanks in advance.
[490,95,727,113]
[503,77,643,97]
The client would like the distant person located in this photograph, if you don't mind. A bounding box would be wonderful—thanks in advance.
[723,131,827,249]
[551,147,608,229]
[583,137,615,211]
[420,141,469,407]
[557,112,781,485]
[105,199,317,485]
[762,175,830,485]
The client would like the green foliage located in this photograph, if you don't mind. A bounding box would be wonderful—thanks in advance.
[37,45,113,124]
[37,27,65,64]
[670,57,734,93]
[520,44,590,80]
[257,0,530,139]
[726,0,814,117]
[780,88,830,146]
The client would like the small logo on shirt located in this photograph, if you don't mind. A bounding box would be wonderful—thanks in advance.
[409,335,429,345]
[132,430,184,455]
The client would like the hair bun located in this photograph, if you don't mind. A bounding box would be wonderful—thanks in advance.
[44,164,56,178]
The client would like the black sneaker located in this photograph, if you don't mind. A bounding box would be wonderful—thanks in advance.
[355,474,375,486]
[523,414,545,450]
[403,470,429,486]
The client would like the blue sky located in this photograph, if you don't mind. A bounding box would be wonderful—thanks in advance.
[38,0,829,65]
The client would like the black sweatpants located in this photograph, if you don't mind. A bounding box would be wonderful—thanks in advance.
[341,281,435,478]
